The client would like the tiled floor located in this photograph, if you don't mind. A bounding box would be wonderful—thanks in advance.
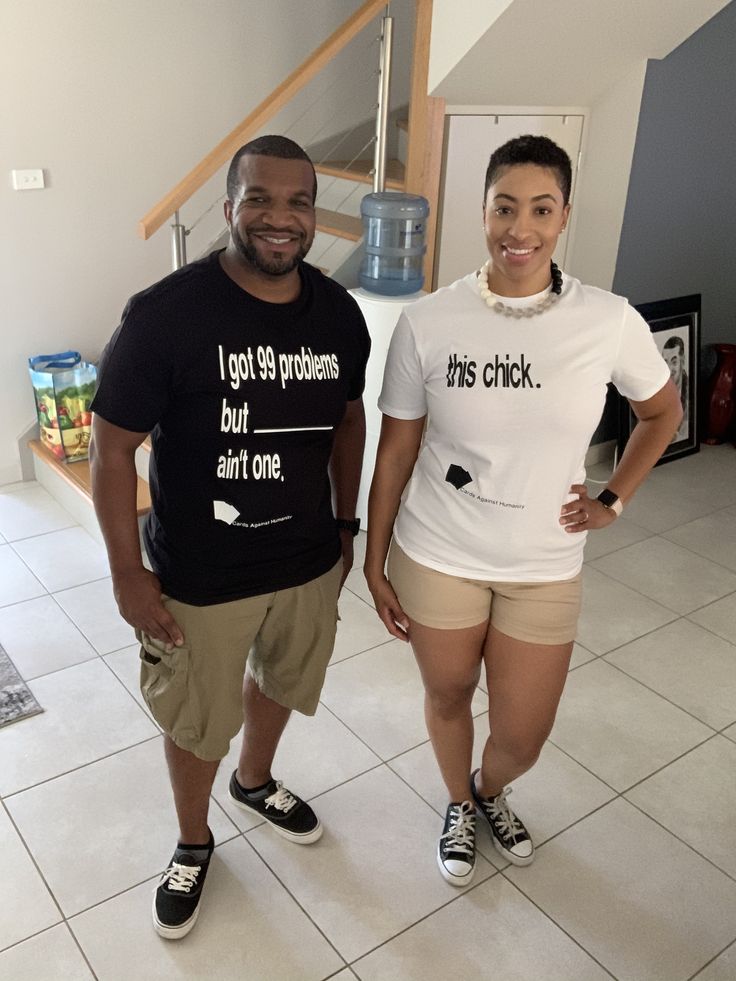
[1,447,736,980]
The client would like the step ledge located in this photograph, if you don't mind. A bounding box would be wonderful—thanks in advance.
[29,440,151,517]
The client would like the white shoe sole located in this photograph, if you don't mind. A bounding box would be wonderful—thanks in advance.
[152,899,200,940]
[228,791,323,844]
[491,835,534,867]
[436,850,476,887]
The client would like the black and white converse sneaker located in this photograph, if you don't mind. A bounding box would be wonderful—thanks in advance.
[437,800,476,886]
[153,831,214,940]
[471,769,534,866]
[228,772,322,843]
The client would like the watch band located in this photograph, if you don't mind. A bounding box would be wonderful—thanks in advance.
[596,489,623,517]
[336,517,361,537]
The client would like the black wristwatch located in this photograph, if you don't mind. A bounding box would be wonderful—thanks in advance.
[596,489,623,516]
[336,517,361,537]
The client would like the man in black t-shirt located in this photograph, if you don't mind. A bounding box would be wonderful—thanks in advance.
[90,136,369,940]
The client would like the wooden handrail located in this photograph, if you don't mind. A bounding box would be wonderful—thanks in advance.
[138,0,388,241]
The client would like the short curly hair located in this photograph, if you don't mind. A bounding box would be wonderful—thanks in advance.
[226,135,317,203]
[484,135,572,205]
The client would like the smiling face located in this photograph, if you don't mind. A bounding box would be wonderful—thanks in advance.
[224,154,316,280]
[483,163,570,297]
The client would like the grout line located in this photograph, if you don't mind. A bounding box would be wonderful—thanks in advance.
[687,938,736,980]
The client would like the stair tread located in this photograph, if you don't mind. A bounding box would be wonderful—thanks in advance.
[315,208,362,241]
[29,439,151,517]
[315,158,405,190]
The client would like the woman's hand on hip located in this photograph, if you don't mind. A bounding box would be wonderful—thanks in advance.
[560,484,618,533]
[365,572,410,641]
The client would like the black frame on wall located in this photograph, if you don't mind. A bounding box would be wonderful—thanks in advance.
[618,294,701,466]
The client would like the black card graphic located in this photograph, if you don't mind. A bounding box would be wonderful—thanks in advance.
[445,464,472,489]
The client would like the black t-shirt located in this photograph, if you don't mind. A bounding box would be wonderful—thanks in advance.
[92,251,370,605]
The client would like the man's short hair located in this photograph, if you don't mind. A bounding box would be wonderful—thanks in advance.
[226,135,318,203]
[663,336,685,356]
[484,135,572,205]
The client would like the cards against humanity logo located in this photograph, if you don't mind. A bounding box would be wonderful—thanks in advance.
[213,500,240,525]
[445,464,473,490]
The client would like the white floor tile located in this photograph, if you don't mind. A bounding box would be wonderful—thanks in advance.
[576,566,677,655]
[331,588,394,663]
[342,567,374,609]
[621,478,726,534]
[247,766,495,962]
[0,659,158,796]
[69,837,344,980]
[724,723,736,743]
[689,591,736,646]
[505,799,736,981]
[0,484,76,542]
[0,595,98,680]
[103,644,158,724]
[0,806,60,951]
[591,537,736,615]
[694,941,736,980]
[0,545,46,608]
[606,619,736,729]
[53,578,135,654]
[12,527,110,592]
[550,658,712,790]
[212,706,382,832]
[664,509,736,573]
[354,875,610,980]
[6,738,237,917]
[581,514,652,561]
[321,640,487,760]
[0,924,93,979]
[569,641,596,669]
[626,735,736,879]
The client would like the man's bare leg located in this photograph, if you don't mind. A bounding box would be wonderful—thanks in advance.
[237,670,291,787]
[164,735,219,844]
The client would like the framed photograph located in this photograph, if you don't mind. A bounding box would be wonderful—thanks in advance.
[618,294,700,466]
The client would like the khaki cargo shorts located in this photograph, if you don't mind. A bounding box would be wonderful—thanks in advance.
[137,560,342,761]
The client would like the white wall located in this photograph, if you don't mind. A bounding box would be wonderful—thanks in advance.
[566,61,648,290]
[0,0,408,485]
[428,0,513,92]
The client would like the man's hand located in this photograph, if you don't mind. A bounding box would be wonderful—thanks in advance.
[112,568,184,649]
[338,528,355,593]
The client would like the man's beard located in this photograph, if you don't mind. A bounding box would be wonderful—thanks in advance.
[231,225,309,276]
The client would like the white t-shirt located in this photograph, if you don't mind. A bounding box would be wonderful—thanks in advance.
[378,272,670,581]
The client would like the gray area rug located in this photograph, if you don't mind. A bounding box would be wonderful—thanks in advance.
[0,645,44,728]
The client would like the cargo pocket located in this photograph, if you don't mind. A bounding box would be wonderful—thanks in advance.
[138,634,196,741]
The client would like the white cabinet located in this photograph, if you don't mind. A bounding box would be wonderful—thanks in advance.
[436,112,584,289]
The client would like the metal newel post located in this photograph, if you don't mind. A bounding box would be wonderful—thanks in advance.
[373,10,394,193]
[171,210,188,270]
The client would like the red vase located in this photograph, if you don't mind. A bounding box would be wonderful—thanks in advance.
[703,343,736,445]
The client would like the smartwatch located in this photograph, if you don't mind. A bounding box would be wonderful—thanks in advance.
[596,489,623,517]
[336,517,361,537]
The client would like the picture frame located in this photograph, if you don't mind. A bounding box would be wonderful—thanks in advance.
[618,294,700,466]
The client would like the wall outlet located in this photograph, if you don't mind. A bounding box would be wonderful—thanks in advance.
[11,169,45,190]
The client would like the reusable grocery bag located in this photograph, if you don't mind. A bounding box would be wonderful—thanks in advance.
[28,351,97,461]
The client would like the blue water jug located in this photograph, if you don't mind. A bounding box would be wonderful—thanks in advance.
[359,192,429,296]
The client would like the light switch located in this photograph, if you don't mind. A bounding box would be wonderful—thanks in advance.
[11,169,45,190]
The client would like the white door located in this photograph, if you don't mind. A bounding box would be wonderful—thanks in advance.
[436,114,584,288]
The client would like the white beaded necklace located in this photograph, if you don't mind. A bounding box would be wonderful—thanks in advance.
[477,261,562,318]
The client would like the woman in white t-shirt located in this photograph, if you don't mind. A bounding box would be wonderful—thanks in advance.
[364,135,682,886]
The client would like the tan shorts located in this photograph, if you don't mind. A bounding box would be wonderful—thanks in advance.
[387,541,581,645]
[137,560,342,761]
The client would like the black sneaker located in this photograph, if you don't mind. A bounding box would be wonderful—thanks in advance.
[228,772,322,844]
[437,800,476,886]
[152,831,214,940]
[471,769,534,866]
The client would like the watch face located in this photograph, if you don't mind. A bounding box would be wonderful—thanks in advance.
[597,489,619,508]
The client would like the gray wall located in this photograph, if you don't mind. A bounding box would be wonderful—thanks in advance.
[613,0,736,348]
[590,0,736,445]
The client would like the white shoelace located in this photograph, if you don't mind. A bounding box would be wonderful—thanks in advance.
[486,788,525,841]
[440,801,476,856]
[159,861,200,894]
[264,781,297,813]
